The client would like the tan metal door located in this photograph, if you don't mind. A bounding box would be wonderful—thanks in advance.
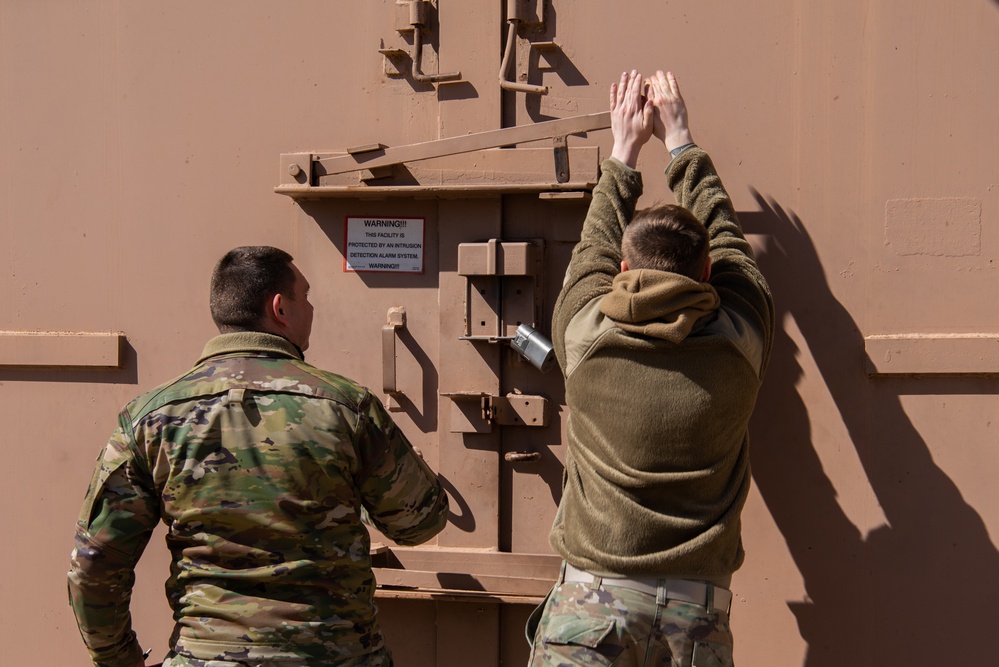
[292,193,593,665]
[249,1,604,662]
[7,2,999,666]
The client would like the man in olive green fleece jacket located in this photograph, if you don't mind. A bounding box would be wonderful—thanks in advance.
[527,71,774,667]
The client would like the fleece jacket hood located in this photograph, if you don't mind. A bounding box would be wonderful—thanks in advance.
[600,269,721,343]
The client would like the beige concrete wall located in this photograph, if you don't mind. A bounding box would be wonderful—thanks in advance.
[2,1,997,665]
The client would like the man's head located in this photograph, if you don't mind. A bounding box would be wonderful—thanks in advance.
[210,246,314,351]
[621,204,711,281]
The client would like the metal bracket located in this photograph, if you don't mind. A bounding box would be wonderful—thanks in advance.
[532,40,561,71]
[379,46,409,77]
[391,0,462,84]
[443,392,549,433]
[457,239,539,277]
[457,239,543,341]
[344,144,395,182]
[490,394,548,426]
[552,136,569,183]
[282,152,312,187]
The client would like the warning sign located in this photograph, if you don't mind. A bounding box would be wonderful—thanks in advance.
[344,217,425,273]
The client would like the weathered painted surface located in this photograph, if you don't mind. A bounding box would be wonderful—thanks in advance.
[2,2,997,666]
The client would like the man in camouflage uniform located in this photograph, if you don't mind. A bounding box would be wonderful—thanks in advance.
[69,246,449,667]
[527,71,774,666]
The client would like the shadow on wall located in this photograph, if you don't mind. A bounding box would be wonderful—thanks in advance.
[742,194,999,667]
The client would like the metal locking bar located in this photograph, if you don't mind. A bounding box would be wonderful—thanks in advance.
[443,392,550,433]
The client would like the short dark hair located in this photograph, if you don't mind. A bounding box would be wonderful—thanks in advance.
[210,246,296,332]
[622,204,710,280]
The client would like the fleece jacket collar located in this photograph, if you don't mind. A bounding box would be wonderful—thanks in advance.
[196,331,303,364]
[600,269,720,343]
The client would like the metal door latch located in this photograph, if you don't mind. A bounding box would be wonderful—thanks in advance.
[443,392,549,433]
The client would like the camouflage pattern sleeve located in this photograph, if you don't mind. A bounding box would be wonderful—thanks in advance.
[68,411,158,667]
[354,393,449,546]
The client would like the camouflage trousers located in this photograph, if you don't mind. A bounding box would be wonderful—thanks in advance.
[526,566,734,667]
[158,647,393,667]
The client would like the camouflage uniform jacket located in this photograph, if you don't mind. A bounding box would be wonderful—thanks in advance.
[68,332,449,667]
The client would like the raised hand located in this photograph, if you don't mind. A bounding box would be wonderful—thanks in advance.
[648,70,694,153]
[609,70,654,168]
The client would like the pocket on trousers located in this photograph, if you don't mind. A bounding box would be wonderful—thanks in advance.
[526,587,554,649]
[692,640,733,667]
[542,615,622,664]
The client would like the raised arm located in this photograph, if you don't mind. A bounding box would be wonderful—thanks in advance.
[609,69,655,169]
[648,69,742,243]
[552,71,652,370]
[649,69,775,372]
[649,70,695,155]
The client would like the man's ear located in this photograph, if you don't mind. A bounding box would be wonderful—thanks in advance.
[701,256,712,282]
[269,292,289,326]
[620,259,630,273]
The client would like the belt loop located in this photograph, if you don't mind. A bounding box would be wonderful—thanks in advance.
[656,579,667,606]
[592,574,603,590]
[705,583,715,611]
[558,561,567,585]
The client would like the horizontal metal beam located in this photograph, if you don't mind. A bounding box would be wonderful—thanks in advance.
[373,568,555,597]
[274,181,599,199]
[315,111,611,176]
[374,546,561,578]
[0,331,124,368]
[374,589,546,605]
[865,333,999,375]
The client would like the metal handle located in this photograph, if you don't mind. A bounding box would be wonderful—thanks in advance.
[504,450,542,462]
[410,1,462,83]
[499,19,548,95]
[382,307,407,409]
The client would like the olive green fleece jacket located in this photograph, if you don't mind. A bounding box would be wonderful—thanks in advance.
[549,150,775,580]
